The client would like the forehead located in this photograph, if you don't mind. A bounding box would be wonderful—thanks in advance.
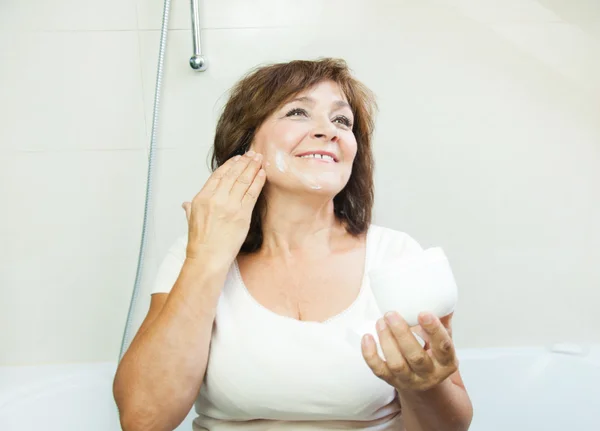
[294,80,348,101]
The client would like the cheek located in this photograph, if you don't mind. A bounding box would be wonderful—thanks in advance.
[256,124,299,154]
[341,137,358,161]
[273,123,306,150]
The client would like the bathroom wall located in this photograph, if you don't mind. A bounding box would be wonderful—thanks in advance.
[1,0,599,365]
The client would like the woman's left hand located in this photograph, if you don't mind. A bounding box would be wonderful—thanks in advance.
[361,311,459,392]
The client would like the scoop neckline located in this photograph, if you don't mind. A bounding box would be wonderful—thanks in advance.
[233,225,375,325]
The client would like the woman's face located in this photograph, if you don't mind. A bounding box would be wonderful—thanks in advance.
[250,80,357,195]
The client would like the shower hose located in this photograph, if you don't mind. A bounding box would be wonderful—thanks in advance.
[118,0,172,362]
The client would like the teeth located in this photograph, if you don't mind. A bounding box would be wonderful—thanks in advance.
[300,154,335,161]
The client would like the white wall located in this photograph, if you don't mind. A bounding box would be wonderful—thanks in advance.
[1,0,599,366]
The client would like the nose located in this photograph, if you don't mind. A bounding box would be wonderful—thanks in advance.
[311,119,339,142]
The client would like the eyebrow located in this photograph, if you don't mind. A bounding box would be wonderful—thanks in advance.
[288,96,351,110]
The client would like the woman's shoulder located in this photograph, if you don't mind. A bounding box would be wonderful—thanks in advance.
[367,224,424,263]
[158,234,188,264]
[151,235,188,295]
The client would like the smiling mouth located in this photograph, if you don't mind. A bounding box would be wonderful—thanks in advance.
[296,153,337,163]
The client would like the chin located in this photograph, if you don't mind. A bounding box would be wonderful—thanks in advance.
[265,169,350,198]
[294,181,347,197]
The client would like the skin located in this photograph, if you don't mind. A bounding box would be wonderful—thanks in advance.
[113,80,473,431]
[238,80,365,323]
[113,154,267,431]
[247,80,473,430]
[363,311,473,430]
[252,80,357,197]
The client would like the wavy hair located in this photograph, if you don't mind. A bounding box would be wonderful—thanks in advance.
[210,58,377,253]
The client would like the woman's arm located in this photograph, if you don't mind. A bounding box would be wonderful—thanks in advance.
[398,370,473,431]
[362,312,473,431]
[113,152,266,431]
[113,258,228,431]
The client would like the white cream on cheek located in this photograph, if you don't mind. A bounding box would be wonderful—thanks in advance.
[273,148,323,190]
[275,150,287,173]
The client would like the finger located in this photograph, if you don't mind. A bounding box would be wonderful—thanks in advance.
[361,334,392,384]
[200,155,242,195]
[216,151,256,195]
[182,201,191,222]
[384,312,434,374]
[241,168,266,208]
[230,152,263,200]
[375,318,413,381]
[418,312,456,367]
[410,325,428,342]
[410,325,431,350]
[439,312,454,337]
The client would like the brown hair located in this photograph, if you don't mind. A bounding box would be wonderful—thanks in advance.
[210,58,377,253]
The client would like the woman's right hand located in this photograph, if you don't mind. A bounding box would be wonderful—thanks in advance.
[182,151,266,268]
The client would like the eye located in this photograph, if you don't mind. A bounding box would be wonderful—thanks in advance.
[333,115,352,127]
[286,108,308,117]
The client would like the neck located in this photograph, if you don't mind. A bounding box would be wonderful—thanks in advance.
[260,188,342,256]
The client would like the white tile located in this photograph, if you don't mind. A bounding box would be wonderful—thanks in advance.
[0,150,147,364]
[150,147,212,248]
[142,146,209,263]
[358,20,599,347]
[138,30,222,149]
[139,6,600,154]
[435,0,562,23]
[0,0,137,31]
[136,0,193,30]
[138,18,479,149]
[123,146,211,343]
[491,22,600,95]
[137,28,302,148]
[13,14,593,356]
[136,0,465,30]
[0,31,146,151]
[588,21,600,40]
[523,0,600,25]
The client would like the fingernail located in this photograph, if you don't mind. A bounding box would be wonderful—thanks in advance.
[385,311,400,325]
[254,153,262,161]
[234,155,242,161]
[421,313,433,324]
[246,150,255,157]
[376,318,387,331]
[362,335,373,349]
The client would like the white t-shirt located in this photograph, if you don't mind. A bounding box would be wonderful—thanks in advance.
[151,224,424,430]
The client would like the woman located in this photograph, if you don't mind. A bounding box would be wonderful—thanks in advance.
[113,58,473,431]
